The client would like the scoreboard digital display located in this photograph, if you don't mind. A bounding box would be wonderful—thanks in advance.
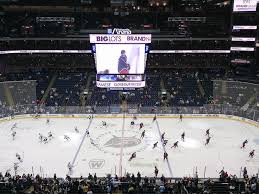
[95,44,146,75]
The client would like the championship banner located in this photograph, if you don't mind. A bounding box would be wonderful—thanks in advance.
[90,34,151,44]
[233,0,257,12]
[96,81,145,88]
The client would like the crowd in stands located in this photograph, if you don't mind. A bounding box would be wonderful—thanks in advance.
[1,65,258,111]
[150,40,230,50]
[0,170,258,194]
[1,67,256,108]
[147,53,230,68]
[46,71,88,106]
[0,8,230,38]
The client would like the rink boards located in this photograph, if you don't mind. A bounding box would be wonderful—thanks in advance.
[1,113,259,128]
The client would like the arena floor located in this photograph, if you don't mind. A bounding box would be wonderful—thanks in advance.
[0,114,259,178]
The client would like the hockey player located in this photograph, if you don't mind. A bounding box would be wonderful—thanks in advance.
[64,135,70,141]
[12,131,16,140]
[86,129,90,137]
[16,153,23,162]
[163,139,168,146]
[181,132,185,141]
[206,129,210,137]
[153,115,157,122]
[154,166,159,177]
[241,140,248,149]
[139,122,144,130]
[46,118,50,124]
[249,150,255,158]
[129,152,136,161]
[153,142,158,149]
[67,162,73,173]
[13,163,19,175]
[205,136,211,146]
[163,152,168,160]
[179,114,183,122]
[74,126,79,133]
[133,116,137,120]
[11,123,17,130]
[90,138,95,146]
[43,137,48,144]
[48,131,53,139]
[161,132,165,142]
[34,113,40,119]
[131,121,135,126]
[39,133,43,142]
[88,115,92,120]
[140,130,145,139]
[171,141,179,148]
[102,121,107,127]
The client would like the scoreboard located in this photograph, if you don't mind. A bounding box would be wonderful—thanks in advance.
[90,31,151,88]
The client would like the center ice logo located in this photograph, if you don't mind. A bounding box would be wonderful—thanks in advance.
[94,130,149,155]
[104,135,141,148]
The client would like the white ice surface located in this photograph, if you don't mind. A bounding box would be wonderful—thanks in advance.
[0,115,259,178]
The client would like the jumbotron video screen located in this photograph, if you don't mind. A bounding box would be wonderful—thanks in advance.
[90,32,151,88]
[95,44,145,75]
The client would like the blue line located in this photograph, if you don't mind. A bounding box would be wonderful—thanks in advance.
[155,119,173,177]
[71,117,93,166]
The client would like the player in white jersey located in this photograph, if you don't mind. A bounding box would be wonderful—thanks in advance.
[64,135,70,141]
[67,162,73,174]
[74,127,79,133]
[11,123,17,130]
[12,131,16,140]
[34,113,40,119]
[102,121,107,126]
[39,133,43,142]
[16,153,23,162]
[48,131,53,139]
[13,162,19,174]
[43,137,48,144]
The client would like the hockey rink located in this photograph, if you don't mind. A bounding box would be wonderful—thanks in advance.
[0,114,259,178]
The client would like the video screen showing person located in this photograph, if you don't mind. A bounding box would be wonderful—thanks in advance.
[96,44,145,75]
